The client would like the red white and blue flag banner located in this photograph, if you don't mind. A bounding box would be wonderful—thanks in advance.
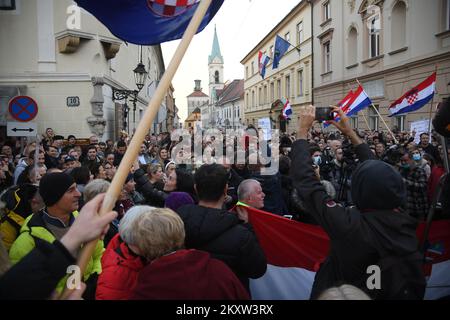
[389,72,436,117]
[323,89,354,127]
[281,98,292,119]
[75,0,224,45]
[258,51,270,79]
[345,85,373,117]
[246,206,450,300]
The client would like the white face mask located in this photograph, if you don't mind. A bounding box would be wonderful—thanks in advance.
[313,155,322,166]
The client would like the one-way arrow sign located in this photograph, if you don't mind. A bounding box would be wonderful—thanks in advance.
[7,121,38,137]
[12,127,35,132]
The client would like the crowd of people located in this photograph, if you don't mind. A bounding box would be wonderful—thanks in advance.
[0,100,449,300]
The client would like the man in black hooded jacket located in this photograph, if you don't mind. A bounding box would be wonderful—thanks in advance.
[291,106,425,300]
[176,164,267,293]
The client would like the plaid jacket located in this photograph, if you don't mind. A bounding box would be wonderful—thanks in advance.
[403,166,429,219]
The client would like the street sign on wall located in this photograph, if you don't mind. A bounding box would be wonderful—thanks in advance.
[7,121,37,137]
[8,96,38,122]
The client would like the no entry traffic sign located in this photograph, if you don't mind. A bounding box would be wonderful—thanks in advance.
[8,96,38,122]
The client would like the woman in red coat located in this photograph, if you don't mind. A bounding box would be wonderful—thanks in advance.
[96,213,145,300]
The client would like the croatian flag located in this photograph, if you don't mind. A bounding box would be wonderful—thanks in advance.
[281,98,292,119]
[75,0,224,45]
[323,89,354,127]
[258,51,270,79]
[345,85,372,117]
[246,206,450,300]
[388,73,436,117]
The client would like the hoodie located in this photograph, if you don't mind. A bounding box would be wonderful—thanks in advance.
[290,139,424,299]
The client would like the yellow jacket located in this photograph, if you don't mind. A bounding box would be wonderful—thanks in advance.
[9,210,104,293]
[0,210,26,251]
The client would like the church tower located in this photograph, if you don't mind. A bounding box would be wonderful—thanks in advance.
[208,25,224,103]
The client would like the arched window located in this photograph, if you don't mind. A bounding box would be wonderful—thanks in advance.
[214,71,220,84]
[348,27,358,65]
[391,1,406,50]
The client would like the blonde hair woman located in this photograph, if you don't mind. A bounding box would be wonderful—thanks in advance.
[117,206,250,300]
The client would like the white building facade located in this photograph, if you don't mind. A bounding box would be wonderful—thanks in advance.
[0,0,168,141]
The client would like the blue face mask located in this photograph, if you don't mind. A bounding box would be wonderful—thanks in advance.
[412,153,421,161]
[313,155,322,166]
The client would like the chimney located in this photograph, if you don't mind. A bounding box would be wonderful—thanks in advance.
[194,79,202,91]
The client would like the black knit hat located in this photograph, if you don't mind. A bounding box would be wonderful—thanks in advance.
[39,172,75,206]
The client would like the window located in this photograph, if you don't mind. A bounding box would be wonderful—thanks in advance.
[285,32,290,43]
[369,15,380,58]
[277,79,281,99]
[348,27,357,65]
[324,41,331,73]
[245,66,248,79]
[251,61,255,75]
[264,85,268,105]
[214,71,220,83]
[0,0,15,10]
[259,87,262,106]
[298,69,304,96]
[297,22,304,45]
[323,1,331,21]
[252,91,255,108]
[351,116,358,129]
[391,1,406,50]
[245,93,249,110]
[369,105,379,131]
[270,45,274,58]
[270,82,274,101]
[395,115,405,131]
[285,75,291,98]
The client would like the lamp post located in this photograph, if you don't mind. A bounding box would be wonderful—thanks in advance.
[112,46,148,134]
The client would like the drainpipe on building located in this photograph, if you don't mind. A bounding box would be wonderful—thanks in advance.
[308,0,314,105]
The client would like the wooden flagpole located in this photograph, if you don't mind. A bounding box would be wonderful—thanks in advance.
[59,0,213,299]
[427,65,439,134]
[356,79,398,144]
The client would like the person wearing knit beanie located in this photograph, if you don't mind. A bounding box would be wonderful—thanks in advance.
[39,172,77,207]
[164,192,194,212]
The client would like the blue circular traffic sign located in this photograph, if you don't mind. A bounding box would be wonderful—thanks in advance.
[8,96,38,122]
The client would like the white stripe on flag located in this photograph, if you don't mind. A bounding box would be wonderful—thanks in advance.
[250,264,315,300]
[424,259,450,300]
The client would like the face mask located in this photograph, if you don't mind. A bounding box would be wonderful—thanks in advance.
[313,156,322,166]
[401,163,410,170]
[412,154,421,161]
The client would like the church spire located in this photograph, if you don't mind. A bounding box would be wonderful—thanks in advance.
[209,25,223,64]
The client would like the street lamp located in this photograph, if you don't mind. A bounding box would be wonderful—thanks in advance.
[112,45,148,134]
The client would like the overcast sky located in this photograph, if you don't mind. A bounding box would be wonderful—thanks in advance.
[161,0,300,122]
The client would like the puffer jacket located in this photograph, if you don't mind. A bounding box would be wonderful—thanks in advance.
[96,233,145,300]
[133,168,167,207]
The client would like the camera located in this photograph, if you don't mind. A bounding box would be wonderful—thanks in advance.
[315,107,334,122]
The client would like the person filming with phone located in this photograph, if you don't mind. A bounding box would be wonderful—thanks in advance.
[290,105,425,300]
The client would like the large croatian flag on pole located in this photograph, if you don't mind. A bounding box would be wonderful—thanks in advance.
[246,206,450,300]
[388,73,436,117]
[75,0,224,45]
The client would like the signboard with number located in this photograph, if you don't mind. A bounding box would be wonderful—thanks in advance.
[8,96,38,122]
[67,96,80,107]
[7,121,37,137]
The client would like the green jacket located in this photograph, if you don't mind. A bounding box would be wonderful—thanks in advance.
[9,210,104,293]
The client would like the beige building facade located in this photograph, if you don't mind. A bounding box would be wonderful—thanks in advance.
[241,1,313,134]
[312,0,450,132]
[0,0,170,142]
